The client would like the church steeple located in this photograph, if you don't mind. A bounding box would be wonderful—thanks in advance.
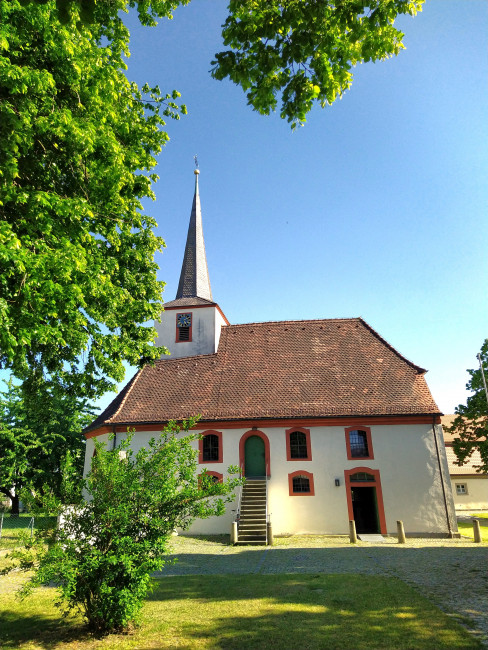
[154,167,228,359]
[176,169,213,301]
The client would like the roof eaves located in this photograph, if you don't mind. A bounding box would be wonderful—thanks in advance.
[83,368,143,434]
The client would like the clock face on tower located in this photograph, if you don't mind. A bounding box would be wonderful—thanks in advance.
[177,313,191,328]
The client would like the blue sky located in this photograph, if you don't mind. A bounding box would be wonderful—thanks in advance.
[103,0,487,415]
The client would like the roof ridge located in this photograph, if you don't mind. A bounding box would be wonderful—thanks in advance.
[224,317,361,328]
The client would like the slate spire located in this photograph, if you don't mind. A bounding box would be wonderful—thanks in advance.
[176,169,213,301]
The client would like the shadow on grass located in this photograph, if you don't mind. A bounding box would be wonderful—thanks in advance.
[154,546,488,623]
[145,574,481,649]
[0,610,92,649]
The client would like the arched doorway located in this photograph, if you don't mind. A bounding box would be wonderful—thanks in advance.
[239,431,270,478]
[344,468,387,535]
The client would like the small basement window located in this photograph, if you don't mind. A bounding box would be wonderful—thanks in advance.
[288,470,315,496]
[293,475,310,493]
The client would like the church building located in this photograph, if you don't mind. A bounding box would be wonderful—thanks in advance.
[84,170,458,542]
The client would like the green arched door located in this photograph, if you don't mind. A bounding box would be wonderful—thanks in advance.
[244,435,265,477]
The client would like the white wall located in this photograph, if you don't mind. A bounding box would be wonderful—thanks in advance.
[83,422,457,537]
[450,477,488,511]
[154,306,222,358]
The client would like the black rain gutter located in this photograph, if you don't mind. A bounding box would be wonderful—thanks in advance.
[432,414,453,537]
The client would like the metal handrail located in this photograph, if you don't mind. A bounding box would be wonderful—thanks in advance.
[265,480,268,544]
[234,481,243,523]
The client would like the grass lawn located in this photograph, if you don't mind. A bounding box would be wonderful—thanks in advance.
[469,512,488,519]
[0,514,57,550]
[0,572,482,649]
[457,521,488,542]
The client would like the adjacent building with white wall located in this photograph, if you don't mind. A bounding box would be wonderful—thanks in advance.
[441,415,488,512]
[84,170,457,541]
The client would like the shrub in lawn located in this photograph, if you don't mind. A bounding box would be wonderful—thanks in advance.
[2,420,241,634]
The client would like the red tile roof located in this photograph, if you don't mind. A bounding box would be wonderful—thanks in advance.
[444,446,486,475]
[86,318,440,432]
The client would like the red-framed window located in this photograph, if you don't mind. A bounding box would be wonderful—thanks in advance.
[198,470,223,491]
[286,427,312,461]
[199,430,223,464]
[345,425,374,460]
[288,470,315,496]
[175,312,193,343]
[203,470,223,483]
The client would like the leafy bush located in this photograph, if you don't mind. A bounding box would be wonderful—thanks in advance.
[3,419,241,633]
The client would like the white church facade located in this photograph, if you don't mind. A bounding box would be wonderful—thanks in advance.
[84,170,458,541]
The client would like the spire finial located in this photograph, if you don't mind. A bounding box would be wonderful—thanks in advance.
[194,154,200,175]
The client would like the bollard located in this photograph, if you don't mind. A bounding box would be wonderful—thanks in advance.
[397,520,406,544]
[473,519,482,544]
[349,520,357,544]
[231,521,238,545]
[267,521,274,546]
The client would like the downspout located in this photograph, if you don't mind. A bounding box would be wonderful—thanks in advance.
[112,426,117,450]
[432,415,453,537]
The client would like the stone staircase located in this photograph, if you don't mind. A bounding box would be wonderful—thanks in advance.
[236,478,268,545]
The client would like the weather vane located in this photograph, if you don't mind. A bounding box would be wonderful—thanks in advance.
[194,155,199,169]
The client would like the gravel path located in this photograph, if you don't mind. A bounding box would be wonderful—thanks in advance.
[155,535,488,647]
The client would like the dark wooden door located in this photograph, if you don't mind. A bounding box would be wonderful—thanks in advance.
[351,486,379,533]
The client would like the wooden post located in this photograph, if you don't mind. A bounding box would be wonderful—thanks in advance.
[349,520,357,544]
[397,520,406,544]
[267,521,273,546]
[231,521,238,545]
[473,519,482,544]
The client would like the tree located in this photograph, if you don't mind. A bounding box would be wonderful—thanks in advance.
[1,0,424,395]
[0,380,42,514]
[445,340,488,474]
[211,0,424,128]
[26,1,425,128]
[0,378,94,512]
[0,0,186,397]
[5,421,241,633]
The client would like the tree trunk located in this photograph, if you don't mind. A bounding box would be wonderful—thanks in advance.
[10,494,20,515]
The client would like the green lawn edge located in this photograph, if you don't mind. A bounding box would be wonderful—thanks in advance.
[0,573,482,649]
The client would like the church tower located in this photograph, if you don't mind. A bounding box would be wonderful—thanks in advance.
[154,169,229,358]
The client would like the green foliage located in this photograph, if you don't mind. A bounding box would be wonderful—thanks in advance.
[211,0,424,128]
[22,0,191,28]
[0,1,187,397]
[445,340,488,474]
[0,377,94,512]
[4,419,241,633]
[0,379,42,514]
[1,0,425,407]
